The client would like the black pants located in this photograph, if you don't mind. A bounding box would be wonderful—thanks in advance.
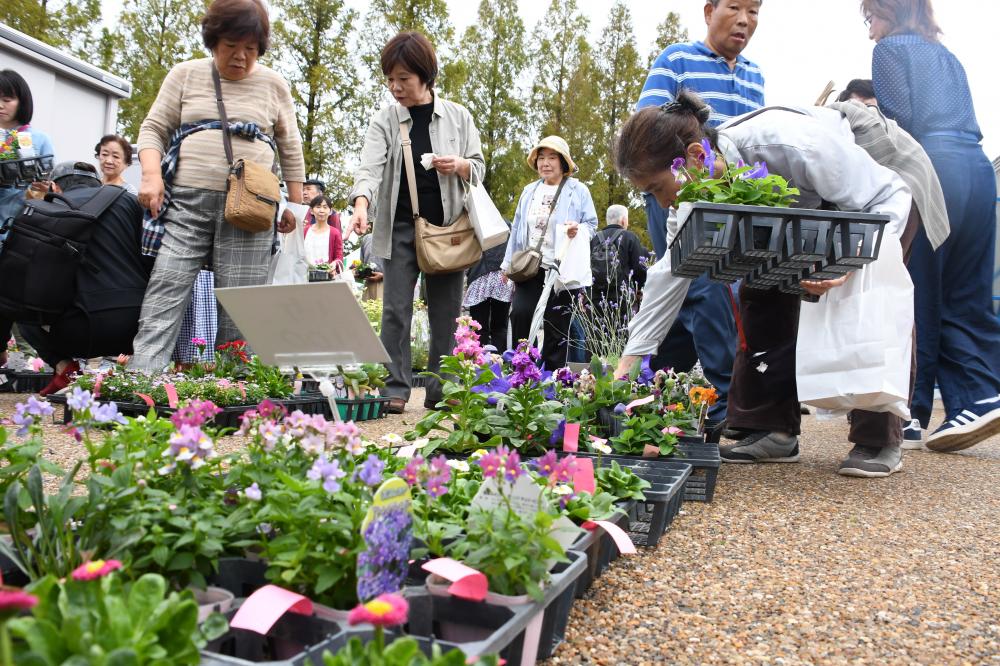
[381,218,464,403]
[19,307,140,369]
[469,298,510,351]
[728,207,921,447]
[510,271,577,371]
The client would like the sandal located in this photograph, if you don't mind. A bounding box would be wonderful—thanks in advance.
[386,397,407,414]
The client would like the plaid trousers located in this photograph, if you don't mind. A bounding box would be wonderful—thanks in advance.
[131,186,272,373]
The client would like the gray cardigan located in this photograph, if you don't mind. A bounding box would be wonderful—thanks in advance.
[349,96,485,260]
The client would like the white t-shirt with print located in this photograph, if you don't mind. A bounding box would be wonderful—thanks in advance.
[526,182,559,267]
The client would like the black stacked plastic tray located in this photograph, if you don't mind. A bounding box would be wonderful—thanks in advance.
[46,392,335,427]
[670,203,889,298]
[0,154,54,189]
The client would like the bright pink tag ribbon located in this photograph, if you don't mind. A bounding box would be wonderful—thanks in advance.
[134,393,155,407]
[572,457,596,494]
[163,383,179,409]
[582,520,637,555]
[229,584,313,635]
[562,422,580,452]
[93,373,105,399]
[625,395,655,414]
[422,558,488,601]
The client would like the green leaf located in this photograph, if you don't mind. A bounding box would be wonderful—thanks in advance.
[167,552,195,570]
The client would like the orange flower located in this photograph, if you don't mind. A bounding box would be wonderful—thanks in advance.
[688,387,719,407]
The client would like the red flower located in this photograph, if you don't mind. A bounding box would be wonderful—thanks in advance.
[347,593,408,627]
[71,559,122,581]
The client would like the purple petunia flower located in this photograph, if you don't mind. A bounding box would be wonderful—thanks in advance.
[700,138,716,178]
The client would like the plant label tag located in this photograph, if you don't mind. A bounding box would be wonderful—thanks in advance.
[550,515,585,552]
[583,519,637,555]
[471,475,540,517]
[230,584,313,635]
[562,422,580,452]
[421,557,488,601]
[625,395,655,414]
[164,383,179,408]
[135,392,155,407]
[358,477,413,600]
[572,457,596,494]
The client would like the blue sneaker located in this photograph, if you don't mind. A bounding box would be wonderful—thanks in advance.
[901,419,924,450]
[926,395,1000,453]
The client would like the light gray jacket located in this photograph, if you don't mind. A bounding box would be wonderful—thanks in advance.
[349,96,485,260]
[624,107,912,357]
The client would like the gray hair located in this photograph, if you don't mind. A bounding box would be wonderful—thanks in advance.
[606,204,628,227]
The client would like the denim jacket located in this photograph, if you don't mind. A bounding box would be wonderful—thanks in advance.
[349,96,484,260]
[501,177,598,273]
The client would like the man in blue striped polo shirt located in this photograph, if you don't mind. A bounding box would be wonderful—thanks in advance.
[635,0,765,426]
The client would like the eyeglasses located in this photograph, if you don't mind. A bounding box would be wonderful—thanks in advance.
[864,14,873,27]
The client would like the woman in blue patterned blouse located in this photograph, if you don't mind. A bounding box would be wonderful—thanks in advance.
[863,0,1000,453]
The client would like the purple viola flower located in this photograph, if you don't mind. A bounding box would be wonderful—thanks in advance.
[11,404,34,438]
[24,396,54,419]
[700,138,716,178]
[91,402,128,425]
[67,387,94,413]
[670,157,686,177]
[613,402,627,415]
[244,482,262,501]
[553,367,577,387]
[637,355,655,386]
[471,361,513,396]
[357,454,385,487]
[549,419,567,446]
[743,161,769,180]
[308,455,346,494]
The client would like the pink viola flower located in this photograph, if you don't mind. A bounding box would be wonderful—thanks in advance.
[71,559,122,581]
[347,593,409,627]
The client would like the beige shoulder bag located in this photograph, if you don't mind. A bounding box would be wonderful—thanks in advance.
[397,107,482,275]
[212,64,280,234]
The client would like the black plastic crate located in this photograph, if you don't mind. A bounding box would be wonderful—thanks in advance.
[201,603,343,665]
[11,372,53,393]
[668,440,721,502]
[567,501,633,597]
[208,557,270,599]
[0,368,14,393]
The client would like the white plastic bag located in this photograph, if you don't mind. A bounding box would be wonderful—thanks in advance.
[467,181,509,250]
[269,202,310,285]
[555,223,592,291]
[795,233,912,418]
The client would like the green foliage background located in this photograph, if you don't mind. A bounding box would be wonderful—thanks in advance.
[1,0,689,248]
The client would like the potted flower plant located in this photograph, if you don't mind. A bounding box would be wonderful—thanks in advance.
[309,260,335,282]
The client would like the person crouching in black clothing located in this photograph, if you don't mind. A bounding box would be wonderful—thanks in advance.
[0,161,153,395]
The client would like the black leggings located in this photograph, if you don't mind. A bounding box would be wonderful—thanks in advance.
[469,298,510,350]
[510,271,577,371]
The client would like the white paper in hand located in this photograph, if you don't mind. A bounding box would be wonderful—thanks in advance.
[420,153,437,170]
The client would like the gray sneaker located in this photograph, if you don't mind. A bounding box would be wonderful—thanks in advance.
[837,444,902,478]
[720,431,799,464]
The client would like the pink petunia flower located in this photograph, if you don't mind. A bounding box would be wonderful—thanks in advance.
[71,559,123,581]
[347,593,409,627]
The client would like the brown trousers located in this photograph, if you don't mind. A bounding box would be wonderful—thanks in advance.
[727,208,920,447]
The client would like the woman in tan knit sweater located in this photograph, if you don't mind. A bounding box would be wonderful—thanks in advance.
[130,0,305,373]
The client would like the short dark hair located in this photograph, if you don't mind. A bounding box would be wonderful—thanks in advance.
[94,134,134,165]
[309,194,333,209]
[614,89,719,181]
[837,79,876,103]
[202,0,271,55]
[380,32,438,88]
[57,174,101,191]
[0,69,34,125]
[304,178,325,192]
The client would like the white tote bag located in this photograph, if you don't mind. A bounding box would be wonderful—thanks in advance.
[795,233,912,419]
[556,223,592,291]
[467,180,509,250]
[269,202,310,285]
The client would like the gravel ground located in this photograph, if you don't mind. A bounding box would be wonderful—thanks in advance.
[3,390,998,664]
